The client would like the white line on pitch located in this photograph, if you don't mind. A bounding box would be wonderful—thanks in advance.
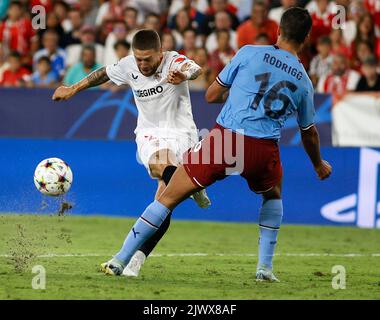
[0,253,380,258]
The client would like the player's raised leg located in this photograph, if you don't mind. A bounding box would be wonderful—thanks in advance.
[102,165,199,275]
[256,181,283,282]
[122,150,176,277]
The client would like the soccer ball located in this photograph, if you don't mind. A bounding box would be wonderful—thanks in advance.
[34,158,73,196]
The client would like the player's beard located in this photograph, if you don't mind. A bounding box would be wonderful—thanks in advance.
[139,61,161,77]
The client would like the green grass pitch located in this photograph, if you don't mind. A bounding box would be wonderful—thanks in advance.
[0,214,379,300]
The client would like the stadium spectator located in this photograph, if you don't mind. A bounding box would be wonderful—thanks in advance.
[161,32,177,52]
[306,0,337,15]
[104,20,128,66]
[352,13,379,60]
[53,1,71,33]
[0,44,9,83]
[202,0,239,36]
[188,47,215,90]
[309,35,333,87]
[205,11,237,54]
[341,0,366,46]
[65,25,104,68]
[143,12,161,33]
[171,9,193,49]
[168,0,205,34]
[124,7,139,43]
[0,51,31,87]
[309,0,335,47]
[209,29,236,74]
[78,0,98,26]
[355,55,380,91]
[168,0,208,18]
[0,1,36,57]
[269,0,298,25]
[178,28,197,59]
[96,0,126,26]
[62,7,84,47]
[236,0,253,22]
[30,0,53,13]
[254,32,271,45]
[131,0,169,25]
[36,12,66,49]
[330,28,352,58]
[364,0,380,37]
[353,40,375,71]
[114,39,130,60]
[28,56,59,88]
[63,44,102,87]
[33,29,66,78]
[236,1,278,48]
[317,53,360,101]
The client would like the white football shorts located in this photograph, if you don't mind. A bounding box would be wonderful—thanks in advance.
[135,129,199,177]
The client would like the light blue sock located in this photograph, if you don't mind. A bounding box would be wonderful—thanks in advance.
[257,199,283,270]
[115,200,171,266]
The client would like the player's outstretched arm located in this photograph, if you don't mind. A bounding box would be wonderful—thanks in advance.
[52,67,110,101]
[205,80,229,103]
[301,125,332,180]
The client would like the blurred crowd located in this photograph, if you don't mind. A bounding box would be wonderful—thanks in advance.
[0,0,380,97]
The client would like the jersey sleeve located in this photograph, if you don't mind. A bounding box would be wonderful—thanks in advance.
[169,54,190,71]
[216,45,250,88]
[297,84,315,130]
[105,56,130,86]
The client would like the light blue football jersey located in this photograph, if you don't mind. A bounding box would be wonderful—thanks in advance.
[216,45,315,140]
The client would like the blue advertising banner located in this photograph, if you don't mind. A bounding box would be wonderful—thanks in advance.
[0,88,332,145]
[0,138,378,228]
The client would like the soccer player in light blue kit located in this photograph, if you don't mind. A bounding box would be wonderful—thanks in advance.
[101,7,332,281]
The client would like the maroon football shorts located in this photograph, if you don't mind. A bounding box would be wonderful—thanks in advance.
[183,123,282,193]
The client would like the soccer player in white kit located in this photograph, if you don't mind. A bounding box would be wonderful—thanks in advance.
[52,29,211,277]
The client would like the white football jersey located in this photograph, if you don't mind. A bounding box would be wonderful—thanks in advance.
[106,51,199,137]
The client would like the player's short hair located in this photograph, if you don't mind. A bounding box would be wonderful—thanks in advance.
[132,29,161,51]
[280,7,312,45]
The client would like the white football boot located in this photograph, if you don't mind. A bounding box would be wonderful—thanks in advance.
[100,258,124,276]
[190,189,211,208]
[122,250,146,277]
[255,267,280,282]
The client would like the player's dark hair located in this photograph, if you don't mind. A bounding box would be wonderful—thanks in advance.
[132,29,161,51]
[280,7,312,45]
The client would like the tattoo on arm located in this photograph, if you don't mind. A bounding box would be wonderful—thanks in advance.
[181,61,202,80]
[72,67,110,92]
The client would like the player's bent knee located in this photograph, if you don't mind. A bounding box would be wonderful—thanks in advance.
[262,184,282,201]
